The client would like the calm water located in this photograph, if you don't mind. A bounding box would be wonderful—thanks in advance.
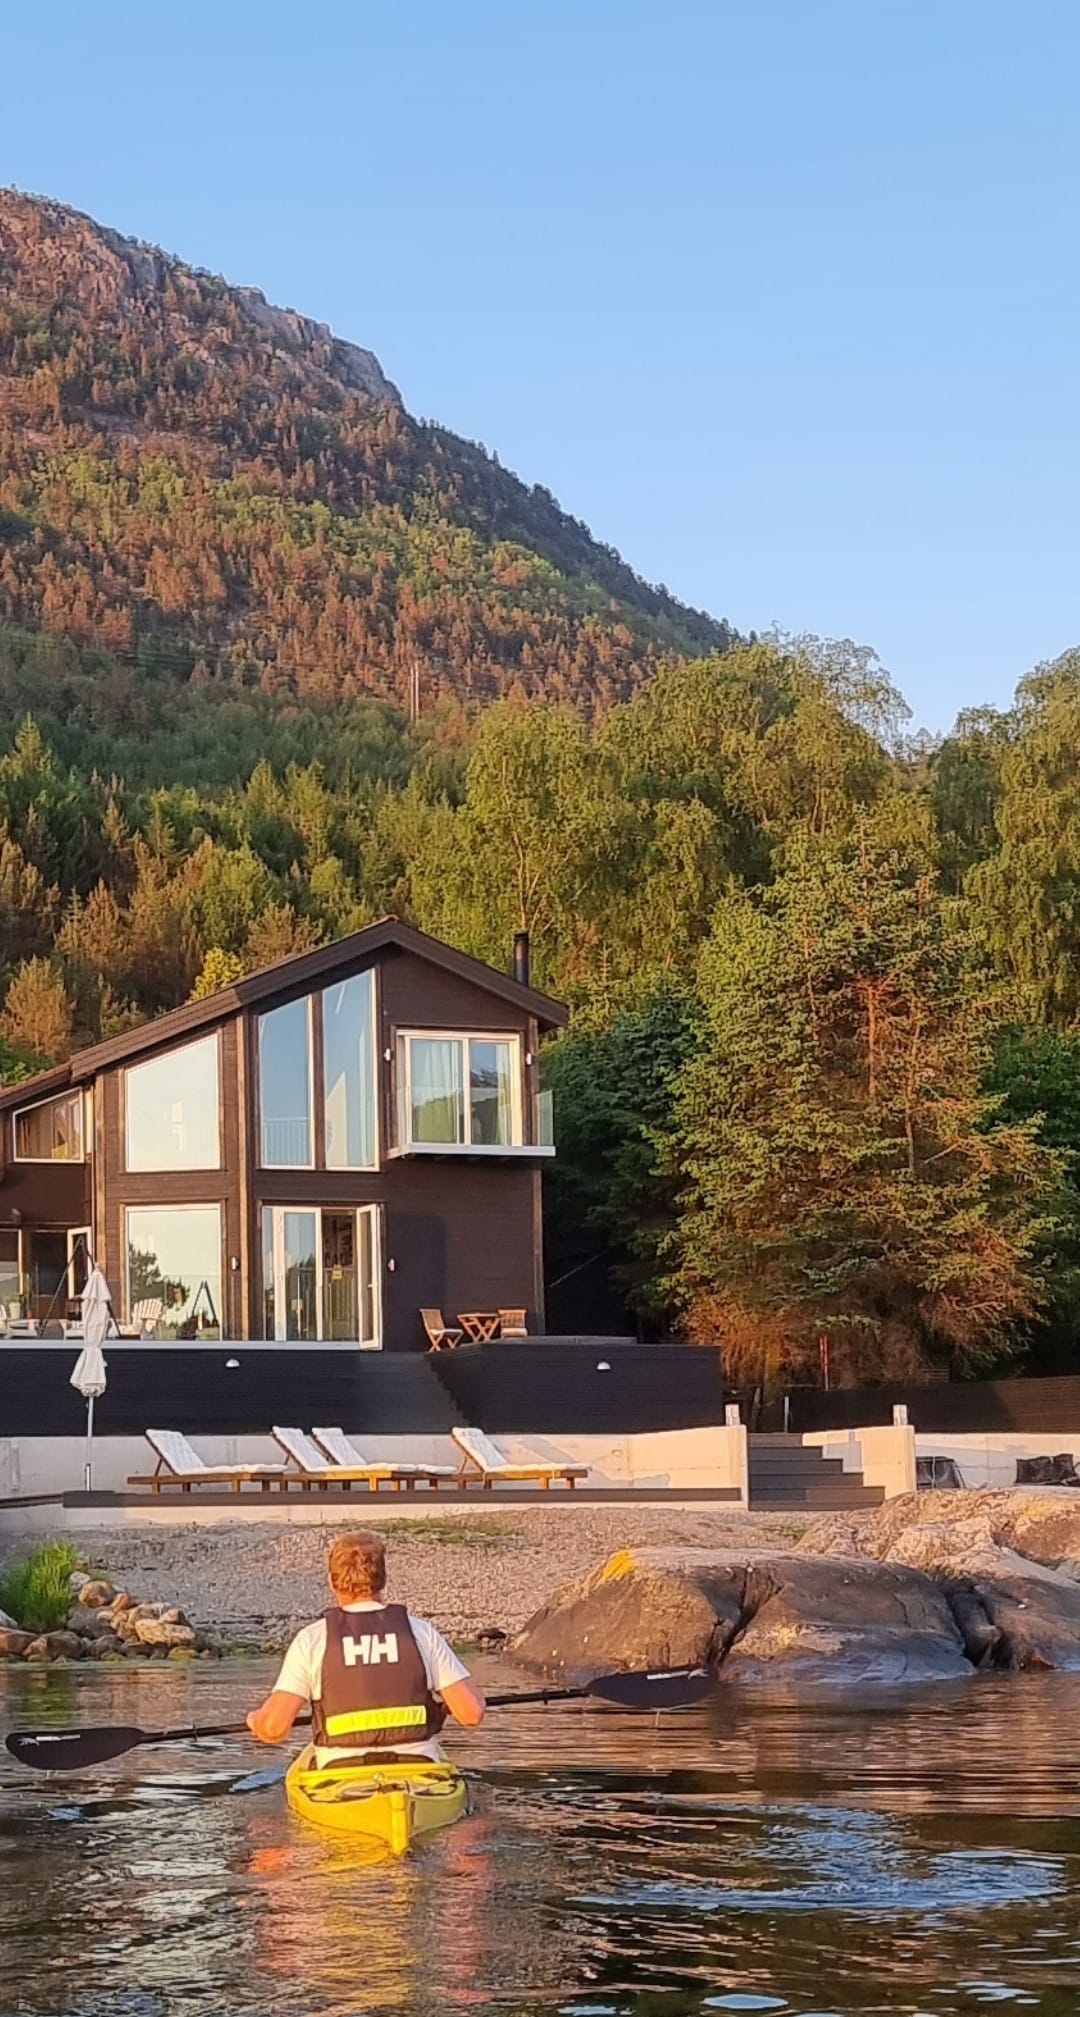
[2,1659,1079,2016]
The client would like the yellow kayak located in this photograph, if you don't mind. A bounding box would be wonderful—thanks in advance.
[285,1744,469,1854]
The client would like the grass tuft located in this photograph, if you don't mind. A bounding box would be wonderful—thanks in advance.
[373,1517,518,1549]
[0,1541,80,1633]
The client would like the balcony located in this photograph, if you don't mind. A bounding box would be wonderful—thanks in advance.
[389,1086,555,1163]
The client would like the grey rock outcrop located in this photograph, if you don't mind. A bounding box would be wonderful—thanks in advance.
[513,1495,1080,1685]
[0,192,400,409]
[724,1554,970,1683]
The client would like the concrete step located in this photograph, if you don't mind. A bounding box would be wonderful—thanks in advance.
[747,1432,885,1511]
[751,1489,885,1510]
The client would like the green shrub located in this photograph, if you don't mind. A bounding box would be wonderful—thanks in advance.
[0,1541,80,1633]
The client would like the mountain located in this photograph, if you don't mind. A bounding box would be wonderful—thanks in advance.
[0,190,730,714]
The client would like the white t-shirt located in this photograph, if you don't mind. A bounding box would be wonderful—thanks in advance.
[275,1600,470,1764]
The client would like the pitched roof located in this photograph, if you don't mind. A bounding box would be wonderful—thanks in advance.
[0,918,567,1109]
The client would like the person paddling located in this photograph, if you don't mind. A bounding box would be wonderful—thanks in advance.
[246,1530,485,1764]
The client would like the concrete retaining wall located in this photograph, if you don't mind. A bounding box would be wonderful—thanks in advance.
[913,1431,1080,1489]
[802,1424,917,1499]
[0,1422,748,1517]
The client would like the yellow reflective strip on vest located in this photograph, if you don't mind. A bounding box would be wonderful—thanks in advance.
[323,1705,428,1737]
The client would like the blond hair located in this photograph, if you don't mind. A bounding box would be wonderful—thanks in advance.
[328,1531,387,1601]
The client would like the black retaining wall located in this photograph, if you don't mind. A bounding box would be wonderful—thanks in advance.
[1,1340,728,1440]
[433,1340,727,1434]
[790,1374,1080,1435]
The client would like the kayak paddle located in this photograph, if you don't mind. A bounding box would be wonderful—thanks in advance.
[5,1664,712,1772]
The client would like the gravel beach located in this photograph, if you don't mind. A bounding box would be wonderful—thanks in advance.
[2,1508,816,1650]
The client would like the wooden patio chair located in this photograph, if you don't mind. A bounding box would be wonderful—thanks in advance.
[128,1429,290,1495]
[421,1307,463,1352]
[271,1426,415,1493]
[312,1426,458,1488]
[451,1426,588,1491]
[497,1307,528,1339]
[131,1297,164,1337]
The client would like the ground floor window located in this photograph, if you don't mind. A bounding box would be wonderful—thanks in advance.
[260,1205,380,1345]
[126,1205,223,1339]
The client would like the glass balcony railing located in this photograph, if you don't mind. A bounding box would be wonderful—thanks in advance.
[535,1087,554,1150]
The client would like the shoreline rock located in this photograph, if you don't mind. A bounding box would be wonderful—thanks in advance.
[0,1568,220,1664]
[513,1490,1080,1684]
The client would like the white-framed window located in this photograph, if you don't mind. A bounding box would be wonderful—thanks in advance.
[257,971,378,1171]
[258,997,315,1168]
[125,1203,223,1340]
[260,1204,381,1346]
[322,970,377,1169]
[14,1089,85,1162]
[125,1035,220,1172]
[397,1031,522,1149]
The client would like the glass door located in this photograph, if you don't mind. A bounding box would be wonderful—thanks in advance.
[261,1207,380,1346]
[67,1228,92,1300]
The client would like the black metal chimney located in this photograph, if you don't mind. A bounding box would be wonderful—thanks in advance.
[512,931,530,988]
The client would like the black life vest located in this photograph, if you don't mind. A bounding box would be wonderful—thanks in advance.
[311,1603,444,1750]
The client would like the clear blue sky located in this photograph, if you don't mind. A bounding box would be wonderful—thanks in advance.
[4,0,1077,731]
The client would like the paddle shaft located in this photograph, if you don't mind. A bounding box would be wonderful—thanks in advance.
[117,1677,673,1740]
[6,1665,712,1770]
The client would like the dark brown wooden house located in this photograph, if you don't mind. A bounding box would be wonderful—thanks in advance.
[0,919,566,1351]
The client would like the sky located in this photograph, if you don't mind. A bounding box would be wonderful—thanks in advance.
[3,0,1078,732]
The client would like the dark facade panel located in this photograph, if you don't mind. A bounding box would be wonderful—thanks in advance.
[384,1163,541,1351]
[0,1158,89,1229]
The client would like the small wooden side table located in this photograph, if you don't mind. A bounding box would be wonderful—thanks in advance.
[458,1311,501,1343]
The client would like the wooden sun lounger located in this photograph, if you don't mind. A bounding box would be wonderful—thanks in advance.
[129,1429,292,1495]
[271,1426,419,1493]
[311,1427,458,1489]
[450,1426,588,1491]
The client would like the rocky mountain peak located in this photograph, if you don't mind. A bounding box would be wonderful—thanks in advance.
[0,187,399,408]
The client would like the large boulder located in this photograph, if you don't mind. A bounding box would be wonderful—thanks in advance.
[799,1491,1080,1672]
[512,1547,971,1683]
[723,1554,970,1683]
[512,1547,747,1674]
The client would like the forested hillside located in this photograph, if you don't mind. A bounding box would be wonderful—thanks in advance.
[2,191,1080,1389]
[0,191,727,710]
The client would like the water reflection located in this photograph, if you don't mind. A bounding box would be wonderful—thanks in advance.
[2,1662,1080,2014]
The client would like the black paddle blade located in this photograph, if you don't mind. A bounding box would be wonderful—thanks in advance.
[586,1666,714,1710]
[6,1725,150,1771]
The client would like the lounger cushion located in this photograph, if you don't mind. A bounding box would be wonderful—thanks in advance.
[146,1429,285,1476]
[313,1427,455,1476]
[451,1426,587,1478]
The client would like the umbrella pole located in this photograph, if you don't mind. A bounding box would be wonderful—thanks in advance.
[85,1392,94,1492]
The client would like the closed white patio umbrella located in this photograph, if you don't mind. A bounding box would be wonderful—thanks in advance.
[71,1266,112,1490]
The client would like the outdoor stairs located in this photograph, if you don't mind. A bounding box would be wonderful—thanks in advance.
[748,1434,885,1511]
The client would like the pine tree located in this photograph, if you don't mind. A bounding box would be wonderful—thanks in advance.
[665,798,1062,1385]
[1,958,74,1065]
